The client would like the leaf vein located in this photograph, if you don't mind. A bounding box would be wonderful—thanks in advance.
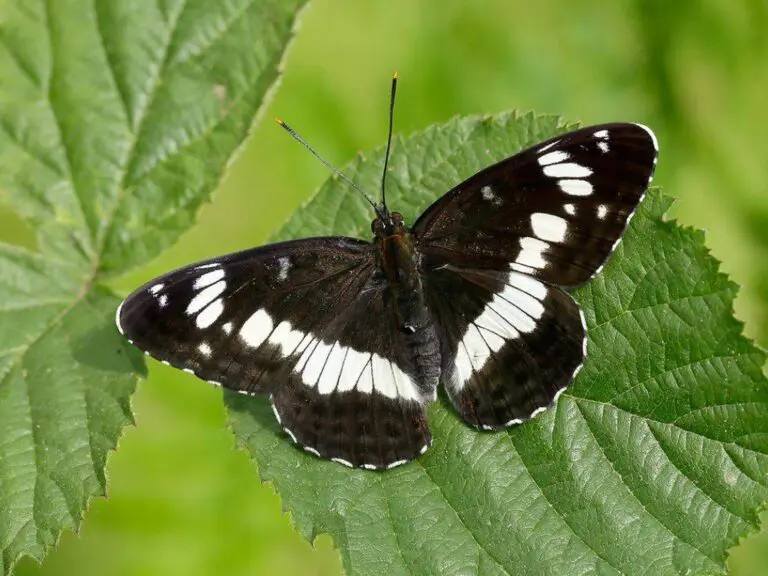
[95,0,189,265]
[573,399,721,564]
[42,0,92,254]
[416,459,514,576]
[645,420,751,523]
[168,0,259,68]
[92,0,131,125]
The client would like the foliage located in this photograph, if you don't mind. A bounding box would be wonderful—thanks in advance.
[0,0,307,572]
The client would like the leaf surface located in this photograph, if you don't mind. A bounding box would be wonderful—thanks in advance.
[0,0,307,572]
[225,112,768,576]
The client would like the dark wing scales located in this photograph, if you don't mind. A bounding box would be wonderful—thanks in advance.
[117,237,432,469]
[424,263,585,429]
[272,387,431,470]
[414,123,658,286]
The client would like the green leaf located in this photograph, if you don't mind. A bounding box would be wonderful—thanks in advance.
[0,0,307,572]
[225,111,768,576]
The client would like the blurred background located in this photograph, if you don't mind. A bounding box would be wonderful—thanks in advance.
[4,0,767,574]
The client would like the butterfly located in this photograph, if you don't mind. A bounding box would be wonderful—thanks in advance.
[116,75,658,470]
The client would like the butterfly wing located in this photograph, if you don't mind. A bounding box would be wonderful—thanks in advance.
[416,123,658,428]
[117,237,433,469]
[423,263,584,428]
[413,123,658,286]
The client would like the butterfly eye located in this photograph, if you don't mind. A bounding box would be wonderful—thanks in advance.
[371,219,384,235]
[391,212,404,225]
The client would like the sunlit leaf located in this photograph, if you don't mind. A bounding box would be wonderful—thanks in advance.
[0,0,307,572]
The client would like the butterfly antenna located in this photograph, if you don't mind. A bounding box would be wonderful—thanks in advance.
[380,70,398,211]
[275,119,384,217]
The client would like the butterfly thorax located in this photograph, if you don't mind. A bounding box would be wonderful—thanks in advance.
[373,212,418,288]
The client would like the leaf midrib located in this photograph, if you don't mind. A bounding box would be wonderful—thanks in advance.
[94,0,189,266]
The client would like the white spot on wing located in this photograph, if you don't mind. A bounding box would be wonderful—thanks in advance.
[357,360,374,394]
[158,294,169,308]
[480,185,502,206]
[508,270,548,300]
[594,129,609,139]
[564,203,576,216]
[193,269,224,290]
[332,457,354,468]
[239,309,274,348]
[317,343,346,394]
[496,284,544,330]
[198,342,212,356]
[558,179,593,196]
[375,355,421,402]
[543,163,592,178]
[473,305,519,343]
[597,204,608,219]
[538,138,561,153]
[516,236,549,269]
[302,341,333,387]
[115,301,125,335]
[454,342,474,385]
[509,262,535,274]
[295,339,319,374]
[268,321,306,357]
[337,349,370,393]
[538,150,569,166]
[196,298,223,328]
[530,213,568,243]
[530,406,548,418]
[222,322,233,335]
[597,141,609,154]
[270,398,282,425]
[149,283,164,295]
[186,280,226,315]
[372,354,396,398]
[277,257,291,282]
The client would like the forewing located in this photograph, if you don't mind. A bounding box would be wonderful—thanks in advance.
[424,263,585,429]
[413,123,658,286]
[117,237,432,469]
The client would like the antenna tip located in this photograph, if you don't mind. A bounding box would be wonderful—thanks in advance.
[393,70,398,79]
[275,117,285,126]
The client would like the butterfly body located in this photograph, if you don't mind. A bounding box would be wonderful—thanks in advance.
[374,213,441,389]
[117,122,658,470]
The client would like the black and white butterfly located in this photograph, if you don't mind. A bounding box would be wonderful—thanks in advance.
[116,77,658,470]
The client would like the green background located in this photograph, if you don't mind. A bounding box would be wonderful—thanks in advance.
[3,0,767,574]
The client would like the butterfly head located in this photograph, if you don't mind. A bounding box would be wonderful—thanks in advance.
[372,210,406,239]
